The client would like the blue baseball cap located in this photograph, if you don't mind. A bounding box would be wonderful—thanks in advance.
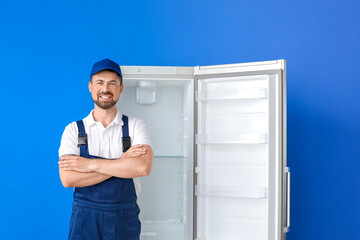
[90,58,122,78]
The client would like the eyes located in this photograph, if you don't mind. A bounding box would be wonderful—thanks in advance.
[95,80,118,86]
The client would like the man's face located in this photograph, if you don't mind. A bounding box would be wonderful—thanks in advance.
[89,70,123,110]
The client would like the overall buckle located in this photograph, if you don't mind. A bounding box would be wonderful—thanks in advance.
[122,136,131,151]
[78,134,88,147]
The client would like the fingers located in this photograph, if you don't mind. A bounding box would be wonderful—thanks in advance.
[58,159,73,167]
[123,145,147,158]
[59,162,81,171]
[125,152,145,157]
[125,147,147,156]
[60,155,79,161]
[129,148,147,154]
[58,159,79,170]
[58,160,73,170]
[58,157,92,172]
[129,144,143,149]
[128,145,146,152]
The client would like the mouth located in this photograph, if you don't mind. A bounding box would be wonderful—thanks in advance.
[99,94,113,101]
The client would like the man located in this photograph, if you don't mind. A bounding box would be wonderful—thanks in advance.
[58,58,153,240]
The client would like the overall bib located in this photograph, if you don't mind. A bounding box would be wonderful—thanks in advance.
[68,115,141,240]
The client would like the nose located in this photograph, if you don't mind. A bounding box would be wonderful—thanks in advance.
[102,82,110,92]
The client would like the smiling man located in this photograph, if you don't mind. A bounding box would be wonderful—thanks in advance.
[58,58,153,240]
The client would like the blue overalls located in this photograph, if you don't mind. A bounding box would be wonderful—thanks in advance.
[69,115,141,240]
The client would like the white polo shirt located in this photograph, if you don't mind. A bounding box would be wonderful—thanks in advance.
[58,110,151,196]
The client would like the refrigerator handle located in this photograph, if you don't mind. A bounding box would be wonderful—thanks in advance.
[284,167,290,232]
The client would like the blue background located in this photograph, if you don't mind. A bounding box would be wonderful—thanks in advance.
[1,0,359,239]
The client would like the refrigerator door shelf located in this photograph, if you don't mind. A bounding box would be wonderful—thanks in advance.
[195,185,267,199]
[196,133,268,144]
[196,87,267,101]
[197,74,270,82]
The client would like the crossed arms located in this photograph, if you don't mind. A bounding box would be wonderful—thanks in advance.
[58,144,153,188]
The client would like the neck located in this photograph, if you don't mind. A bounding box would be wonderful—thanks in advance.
[92,105,117,128]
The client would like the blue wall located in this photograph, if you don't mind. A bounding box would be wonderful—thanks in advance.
[1,0,359,239]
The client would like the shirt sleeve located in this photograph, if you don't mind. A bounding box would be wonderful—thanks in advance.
[130,118,152,147]
[58,122,80,158]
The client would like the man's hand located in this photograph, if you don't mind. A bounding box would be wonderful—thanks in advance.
[122,144,147,158]
[59,156,93,172]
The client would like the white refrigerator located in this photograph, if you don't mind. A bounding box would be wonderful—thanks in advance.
[117,59,290,240]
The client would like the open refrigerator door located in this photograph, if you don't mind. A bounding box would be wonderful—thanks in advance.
[194,60,288,240]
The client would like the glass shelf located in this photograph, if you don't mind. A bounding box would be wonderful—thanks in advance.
[196,88,267,101]
[196,133,267,144]
[195,185,267,199]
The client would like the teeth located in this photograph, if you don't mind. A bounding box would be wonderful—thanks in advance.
[101,96,110,99]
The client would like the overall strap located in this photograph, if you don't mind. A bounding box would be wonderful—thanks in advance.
[122,115,131,152]
[76,120,89,157]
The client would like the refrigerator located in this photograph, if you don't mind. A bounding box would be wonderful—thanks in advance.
[116,59,290,240]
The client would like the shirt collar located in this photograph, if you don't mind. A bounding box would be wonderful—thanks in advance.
[112,110,124,126]
[84,110,124,128]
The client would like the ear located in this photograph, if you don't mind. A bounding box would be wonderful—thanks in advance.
[88,81,92,93]
[119,84,124,94]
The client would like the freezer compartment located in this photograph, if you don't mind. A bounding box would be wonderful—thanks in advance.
[117,74,194,240]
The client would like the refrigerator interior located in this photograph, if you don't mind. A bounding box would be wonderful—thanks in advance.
[195,73,282,240]
[117,68,194,240]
